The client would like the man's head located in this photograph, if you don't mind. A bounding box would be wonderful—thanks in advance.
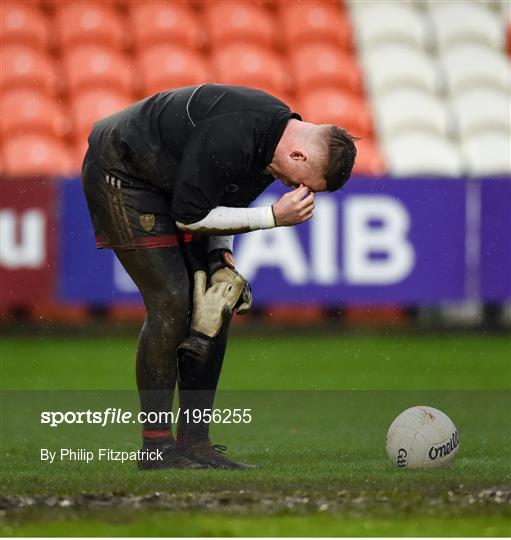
[267,120,358,193]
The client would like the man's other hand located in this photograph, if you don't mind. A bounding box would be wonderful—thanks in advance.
[272,185,315,226]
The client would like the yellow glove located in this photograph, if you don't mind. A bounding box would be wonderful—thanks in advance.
[191,271,243,338]
[208,250,252,314]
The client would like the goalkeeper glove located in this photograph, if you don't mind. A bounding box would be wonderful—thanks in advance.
[177,269,243,370]
[207,249,252,314]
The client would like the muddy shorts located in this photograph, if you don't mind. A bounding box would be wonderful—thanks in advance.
[82,148,198,251]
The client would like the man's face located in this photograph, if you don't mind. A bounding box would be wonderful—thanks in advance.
[279,175,327,192]
[277,151,328,193]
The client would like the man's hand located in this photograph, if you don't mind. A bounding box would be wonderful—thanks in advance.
[272,185,315,226]
[208,249,252,314]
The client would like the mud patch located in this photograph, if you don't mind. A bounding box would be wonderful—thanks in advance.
[1,487,510,516]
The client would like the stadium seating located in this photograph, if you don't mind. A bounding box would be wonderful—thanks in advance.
[41,0,118,8]
[128,2,202,50]
[74,137,92,172]
[0,89,69,139]
[1,134,74,177]
[70,89,132,141]
[348,1,429,20]
[63,45,134,95]
[353,0,511,182]
[461,132,511,176]
[0,45,58,96]
[352,4,428,51]
[290,44,363,95]
[137,45,212,96]
[440,44,511,94]
[428,2,504,51]
[54,3,125,51]
[451,88,510,136]
[212,44,291,97]
[298,89,373,139]
[384,132,463,177]
[362,44,440,95]
[1,0,509,182]
[351,139,386,176]
[204,2,277,50]
[0,2,49,50]
[278,1,352,50]
[374,89,450,137]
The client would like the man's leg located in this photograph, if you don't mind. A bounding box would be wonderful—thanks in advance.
[174,242,254,469]
[176,322,229,447]
[81,151,207,469]
[114,246,204,470]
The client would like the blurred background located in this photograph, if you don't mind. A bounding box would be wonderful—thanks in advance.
[1,0,510,332]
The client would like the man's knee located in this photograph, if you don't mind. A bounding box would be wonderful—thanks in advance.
[142,285,190,347]
[145,278,190,319]
[116,248,191,315]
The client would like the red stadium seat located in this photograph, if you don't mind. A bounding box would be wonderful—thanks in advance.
[137,45,212,96]
[212,44,291,96]
[54,3,124,50]
[73,135,91,171]
[1,134,74,177]
[128,2,202,50]
[290,44,363,95]
[0,2,50,49]
[41,0,118,9]
[70,89,132,139]
[278,1,352,50]
[352,139,386,177]
[265,0,335,9]
[204,2,276,50]
[298,89,373,139]
[63,45,134,95]
[0,45,58,96]
[0,89,69,139]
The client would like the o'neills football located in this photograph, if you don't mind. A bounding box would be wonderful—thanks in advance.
[386,406,460,469]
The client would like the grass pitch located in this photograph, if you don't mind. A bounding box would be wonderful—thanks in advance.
[1,333,510,536]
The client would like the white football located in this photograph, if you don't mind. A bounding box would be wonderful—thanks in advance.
[386,406,459,469]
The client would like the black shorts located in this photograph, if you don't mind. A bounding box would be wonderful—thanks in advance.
[82,148,198,251]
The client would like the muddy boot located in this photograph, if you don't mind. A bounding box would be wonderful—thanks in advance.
[138,442,208,470]
[179,440,256,470]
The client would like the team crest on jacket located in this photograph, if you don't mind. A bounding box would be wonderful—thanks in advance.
[139,214,155,232]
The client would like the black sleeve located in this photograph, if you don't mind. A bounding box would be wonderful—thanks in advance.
[171,116,246,224]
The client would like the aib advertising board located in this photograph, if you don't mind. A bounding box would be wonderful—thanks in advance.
[2,177,509,308]
[54,176,510,306]
[234,179,467,304]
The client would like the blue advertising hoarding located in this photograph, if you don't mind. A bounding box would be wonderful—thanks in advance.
[57,177,510,306]
[234,179,467,304]
[480,179,511,302]
[58,179,141,304]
